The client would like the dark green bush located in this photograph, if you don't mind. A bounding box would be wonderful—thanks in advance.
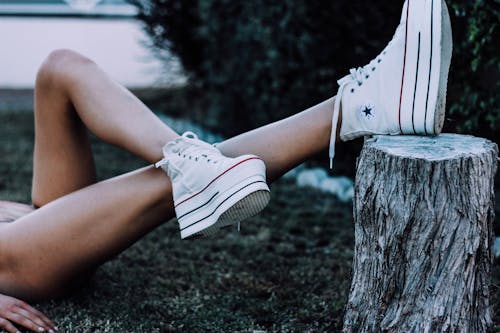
[445,1,499,143]
[131,0,499,144]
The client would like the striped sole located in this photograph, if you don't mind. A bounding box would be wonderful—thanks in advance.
[433,0,452,135]
[196,188,271,238]
[181,181,270,239]
[175,156,270,239]
[399,0,452,135]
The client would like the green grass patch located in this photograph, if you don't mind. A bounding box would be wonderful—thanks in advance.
[0,110,355,332]
[1,109,499,332]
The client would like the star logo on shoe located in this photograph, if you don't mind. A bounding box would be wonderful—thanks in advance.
[358,103,375,120]
[362,106,373,117]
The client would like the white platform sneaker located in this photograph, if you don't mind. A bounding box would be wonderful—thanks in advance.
[329,0,453,168]
[155,132,270,239]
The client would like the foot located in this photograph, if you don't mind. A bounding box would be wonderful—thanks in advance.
[329,0,453,167]
[155,132,270,239]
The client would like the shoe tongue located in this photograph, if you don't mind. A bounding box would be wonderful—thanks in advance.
[186,135,218,151]
[167,133,219,156]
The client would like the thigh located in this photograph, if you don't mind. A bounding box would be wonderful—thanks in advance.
[31,58,97,208]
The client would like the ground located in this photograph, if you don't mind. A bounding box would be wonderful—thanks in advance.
[0,108,353,332]
[0,96,499,332]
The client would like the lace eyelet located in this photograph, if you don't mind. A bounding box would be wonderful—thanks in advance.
[372,67,376,71]
[351,88,355,93]
[377,59,381,63]
[365,75,369,79]
[358,82,362,86]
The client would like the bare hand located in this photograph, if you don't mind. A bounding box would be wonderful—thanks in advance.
[0,293,57,333]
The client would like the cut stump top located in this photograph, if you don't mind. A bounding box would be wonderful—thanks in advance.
[365,133,497,161]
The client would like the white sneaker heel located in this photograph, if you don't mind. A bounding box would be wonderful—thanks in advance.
[156,132,270,239]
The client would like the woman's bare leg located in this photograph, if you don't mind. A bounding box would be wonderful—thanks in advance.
[0,49,336,300]
[217,96,337,182]
[32,49,335,204]
[31,49,178,207]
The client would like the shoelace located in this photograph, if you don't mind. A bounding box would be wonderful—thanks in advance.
[329,22,405,169]
[155,131,218,168]
[154,157,169,169]
[154,132,243,235]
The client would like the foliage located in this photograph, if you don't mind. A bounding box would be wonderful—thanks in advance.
[130,0,499,144]
[445,0,499,143]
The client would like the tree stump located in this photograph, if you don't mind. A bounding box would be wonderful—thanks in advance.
[343,134,498,332]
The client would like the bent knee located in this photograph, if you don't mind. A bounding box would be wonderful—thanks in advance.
[41,49,94,73]
[36,49,94,89]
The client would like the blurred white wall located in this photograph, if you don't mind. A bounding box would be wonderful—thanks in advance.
[0,16,185,88]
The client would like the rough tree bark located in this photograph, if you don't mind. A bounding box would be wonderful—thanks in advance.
[343,134,498,333]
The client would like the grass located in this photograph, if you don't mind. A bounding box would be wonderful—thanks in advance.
[0,110,354,332]
[0,109,498,332]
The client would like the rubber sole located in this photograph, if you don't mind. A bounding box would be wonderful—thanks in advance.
[181,181,270,239]
[433,0,452,134]
[175,156,270,239]
[400,0,452,135]
[197,187,270,238]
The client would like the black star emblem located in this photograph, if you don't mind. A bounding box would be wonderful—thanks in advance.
[362,106,373,117]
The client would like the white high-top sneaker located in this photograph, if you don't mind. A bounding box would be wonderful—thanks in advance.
[155,132,270,239]
[329,0,453,168]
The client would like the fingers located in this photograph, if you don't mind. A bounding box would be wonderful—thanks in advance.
[1,304,57,333]
[3,311,49,333]
[0,317,21,333]
[17,302,57,331]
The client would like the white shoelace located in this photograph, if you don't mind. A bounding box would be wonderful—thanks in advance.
[329,23,404,169]
[155,131,244,234]
[155,157,169,169]
[330,67,374,169]
[155,131,211,168]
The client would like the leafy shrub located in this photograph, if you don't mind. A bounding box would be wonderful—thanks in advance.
[131,0,499,144]
[445,1,499,143]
